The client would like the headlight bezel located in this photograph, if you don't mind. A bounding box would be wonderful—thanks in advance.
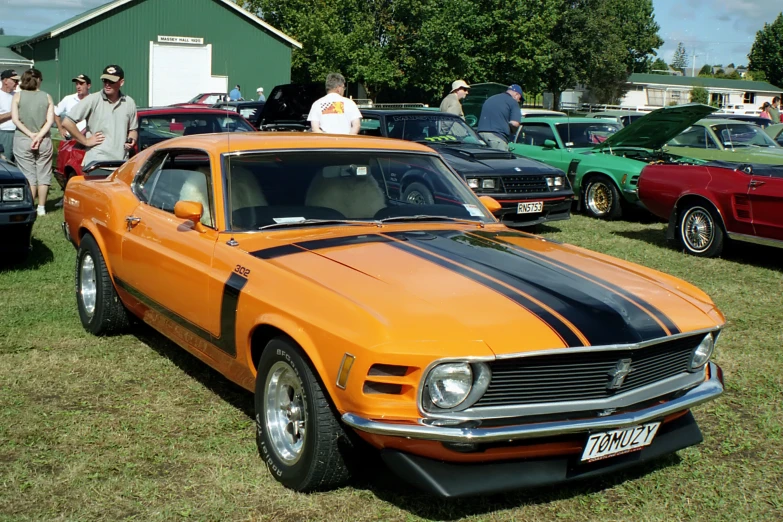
[689,332,716,371]
[467,178,479,189]
[2,187,25,202]
[422,361,491,412]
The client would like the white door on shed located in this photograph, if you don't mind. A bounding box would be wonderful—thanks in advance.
[149,43,227,106]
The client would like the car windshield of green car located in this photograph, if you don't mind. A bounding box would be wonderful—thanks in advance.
[386,114,485,145]
[710,123,780,148]
[555,122,622,148]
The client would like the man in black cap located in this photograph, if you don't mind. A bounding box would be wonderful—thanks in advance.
[62,65,138,172]
[0,69,21,162]
[54,74,91,140]
[477,84,524,151]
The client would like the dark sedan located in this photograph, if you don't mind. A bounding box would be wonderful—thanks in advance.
[360,110,574,227]
[212,100,266,129]
[0,145,36,262]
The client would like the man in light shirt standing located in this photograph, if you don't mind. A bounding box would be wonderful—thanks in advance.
[54,74,91,140]
[307,73,362,135]
[0,69,21,162]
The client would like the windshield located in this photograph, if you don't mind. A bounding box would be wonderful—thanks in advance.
[138,113,255,150]
[709,123,780,148]
[555,122,621,148]
[386,114,485,145]
[225,151,493,230]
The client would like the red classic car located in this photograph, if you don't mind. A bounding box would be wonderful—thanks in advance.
[54,107,255,188]
[169,92,228,107]
[638,161,783,257]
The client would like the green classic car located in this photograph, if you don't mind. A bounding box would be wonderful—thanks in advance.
[765,123,783,146]
[665,119,783,164]
[509,104,714,219]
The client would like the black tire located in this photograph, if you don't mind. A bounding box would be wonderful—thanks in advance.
[678,203,724,257]
[255,338,351,492]
[402,182,434,205]
[582,175,622,220]
[76,234,130,335]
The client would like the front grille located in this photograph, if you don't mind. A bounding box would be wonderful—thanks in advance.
[501,176,548,194]
[473,334,702,408]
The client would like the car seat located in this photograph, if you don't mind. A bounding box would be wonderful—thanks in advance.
[178,171,212,226]
[304,165,385,218]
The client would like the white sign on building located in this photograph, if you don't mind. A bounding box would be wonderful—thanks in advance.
[157,35,204,45]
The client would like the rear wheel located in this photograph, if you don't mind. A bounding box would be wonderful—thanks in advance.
[582,176,622,219]
[402,182,434,205]
[76,234,130,334]
[255,338,351,491]
[678,204,724,257]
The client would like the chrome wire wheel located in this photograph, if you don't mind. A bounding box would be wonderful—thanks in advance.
[79,254,97,318]
[265,361,306,464]
[681,206,714,253]
[586,181,613,216]
[406,190,427,205]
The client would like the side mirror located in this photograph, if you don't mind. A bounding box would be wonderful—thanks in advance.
[479,195,502,213]
[543,139,557,149]
[174,200,206,233]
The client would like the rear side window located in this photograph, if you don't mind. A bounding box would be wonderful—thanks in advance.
[516,123,557,146]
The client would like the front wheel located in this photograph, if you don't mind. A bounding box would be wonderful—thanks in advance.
[76,234,130,335]
[255,338,351,491]
[582,176,622,219]
[678,204,724,257]
[402,182,434,205]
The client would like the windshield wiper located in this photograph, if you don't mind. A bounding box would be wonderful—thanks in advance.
[257,219,380,231]
[379,215,486,227]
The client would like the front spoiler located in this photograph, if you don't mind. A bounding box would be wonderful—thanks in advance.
[342,363,723,444]
[380,410,703,497]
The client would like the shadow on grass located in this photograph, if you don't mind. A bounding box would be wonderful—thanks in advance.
[612,228,671,249]
[361,454,682,520]
[0,238,54,272]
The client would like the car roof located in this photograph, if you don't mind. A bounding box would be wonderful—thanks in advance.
[695,118,758,125]
[361,109,456,117]
[586,110,647,117]
[138,107,252,116]
[149,132,438,154]
[520,117,619,124]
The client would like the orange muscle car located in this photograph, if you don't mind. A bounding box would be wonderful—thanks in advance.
[63,133,725,497]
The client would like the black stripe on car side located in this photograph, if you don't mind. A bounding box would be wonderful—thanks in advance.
[392,230,664,345]
[250,234,394,260]
[472,230,681,335]
[382,235,583,347]
[114,275,247,357]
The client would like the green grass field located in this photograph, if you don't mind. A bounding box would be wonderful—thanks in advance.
[1,191,781,521]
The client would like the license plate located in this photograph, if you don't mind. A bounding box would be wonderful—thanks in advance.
[580,422,660,463]
[517,201,543,214]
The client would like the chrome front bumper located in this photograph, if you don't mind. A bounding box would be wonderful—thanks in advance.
[342,362,723,444]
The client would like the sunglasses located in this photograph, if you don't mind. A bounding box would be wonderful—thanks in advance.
[102,79,118,85]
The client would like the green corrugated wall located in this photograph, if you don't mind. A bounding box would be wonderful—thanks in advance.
[19,0,293,106]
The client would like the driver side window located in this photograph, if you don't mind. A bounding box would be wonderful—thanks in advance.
[517,123,557,146]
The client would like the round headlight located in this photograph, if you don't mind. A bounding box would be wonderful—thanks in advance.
[427,363,472,409]
[690,333,715,370]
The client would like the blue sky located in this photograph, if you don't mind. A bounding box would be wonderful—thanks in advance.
[1,0,781,71]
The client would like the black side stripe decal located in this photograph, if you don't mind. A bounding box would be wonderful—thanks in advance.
[473,231,681,335]
[384,238,584,347]
[115,275,247,357]
[250,234,393,260]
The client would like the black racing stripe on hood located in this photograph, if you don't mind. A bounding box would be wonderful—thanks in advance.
[392,230,666,345]
[384,236,583,347]
[250,234,392,259]
[473,230,681,335]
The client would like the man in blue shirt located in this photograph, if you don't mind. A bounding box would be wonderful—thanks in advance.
[229,84,242,101]
[477,84,523,150]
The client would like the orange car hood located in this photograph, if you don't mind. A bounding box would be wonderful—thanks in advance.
[240,227,721,355]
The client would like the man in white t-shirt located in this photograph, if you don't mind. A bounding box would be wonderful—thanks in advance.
[307,73,362,135]
[54,74,91,139]
[0,69,20,162]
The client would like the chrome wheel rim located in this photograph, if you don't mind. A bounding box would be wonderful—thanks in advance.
[265,361,306,464]
[586,182,612,216]
[406,190,427,205]
[80,254,97,318]
[682,207,714,253]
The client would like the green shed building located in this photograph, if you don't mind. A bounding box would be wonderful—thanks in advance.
[10,0,302,107]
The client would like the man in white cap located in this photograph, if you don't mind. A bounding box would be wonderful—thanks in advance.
[439,80,470,120]
[256,87,265,102]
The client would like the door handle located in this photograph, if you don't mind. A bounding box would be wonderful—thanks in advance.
[748,180,765,188]
[125,215,141,230]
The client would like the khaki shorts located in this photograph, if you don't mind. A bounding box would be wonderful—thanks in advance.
[478,131,509,151]
[13,134,53,186]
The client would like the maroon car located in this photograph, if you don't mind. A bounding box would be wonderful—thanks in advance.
[169,92,228,108]
[638,161,783,257]
[54,107,255,188]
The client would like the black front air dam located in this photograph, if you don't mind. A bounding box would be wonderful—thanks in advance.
[380,411,703,498]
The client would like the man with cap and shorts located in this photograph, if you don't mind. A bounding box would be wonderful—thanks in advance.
[54,74,91,140]
[256,87,265,102]
[477,84,524,151]
[62,65,138,175]
[0,69,21,162]
[439,79,470,120]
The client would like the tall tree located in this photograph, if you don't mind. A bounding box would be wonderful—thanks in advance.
[651,58,669,73]
[748,12,783,88]
[698,64,712,76]
[670,42,688,72]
